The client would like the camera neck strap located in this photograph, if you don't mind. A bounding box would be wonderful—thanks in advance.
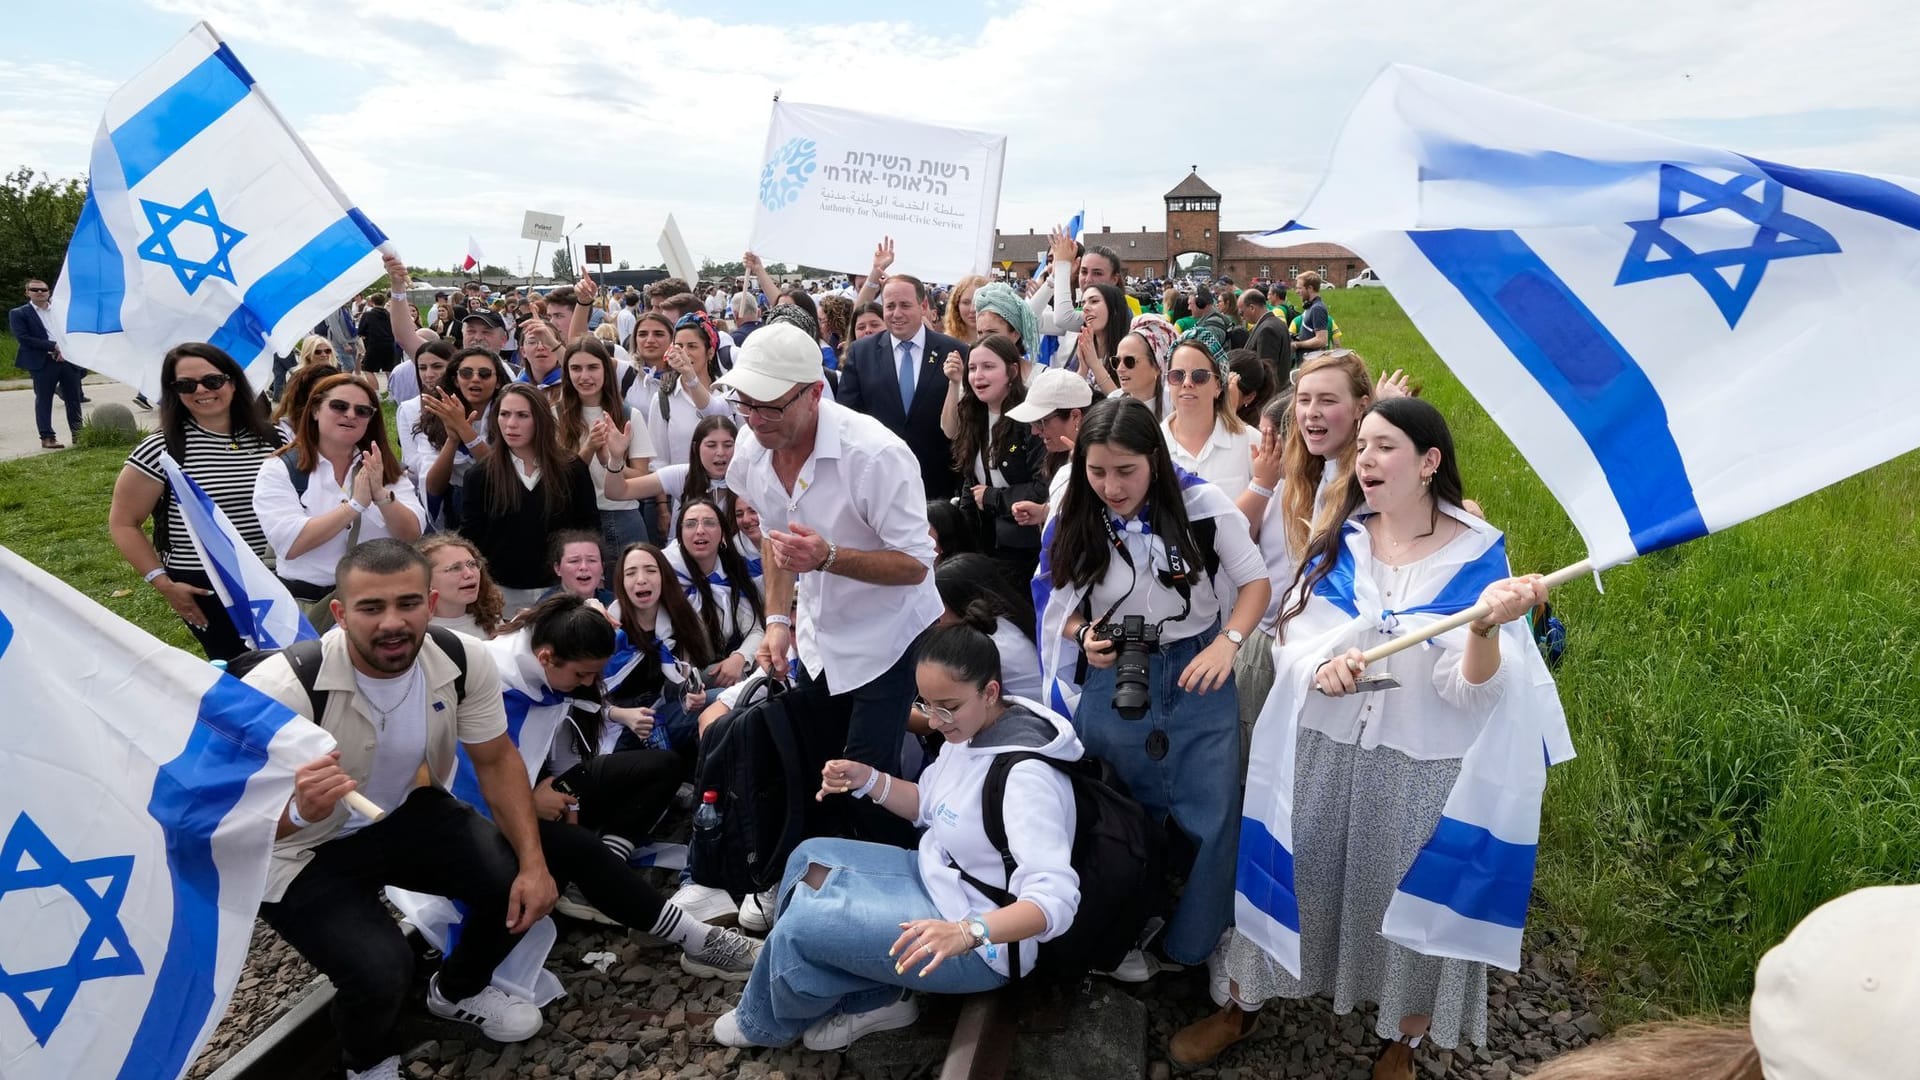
[1104,505,1195,604]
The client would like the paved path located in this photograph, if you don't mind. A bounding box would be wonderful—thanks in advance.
[0,376,145,462]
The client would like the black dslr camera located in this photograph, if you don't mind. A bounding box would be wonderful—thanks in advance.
[1092,614,1159,720]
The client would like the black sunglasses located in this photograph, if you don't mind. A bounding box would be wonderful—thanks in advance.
[170,373,233,394]
[324,398,378,419]
[26,286,49,294]
[456,366,496,379]
[1164,368,1215,387]
[1116,355,1155,370]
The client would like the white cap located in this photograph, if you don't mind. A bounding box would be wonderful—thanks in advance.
[1007,367,1096,424]
[712,322,824,403]
[1750,884,1920,1080]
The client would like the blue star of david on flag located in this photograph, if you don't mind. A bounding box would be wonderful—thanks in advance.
[0,813,144,1046]
[1615,164,1841,328]
[136,188,246,295]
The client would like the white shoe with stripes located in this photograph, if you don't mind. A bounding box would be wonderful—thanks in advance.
[425,973,544,1042]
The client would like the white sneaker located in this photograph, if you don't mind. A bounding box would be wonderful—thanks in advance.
[712,1008,759,1048]
[425,973,544,1042]
[347,1057,402,1080]
[737,887,778,933]
[1098,948,1158,983]
[680,926,763,982]
[802,995,920,1051]
[1206,929,1233,1008]
[669,882,739,925]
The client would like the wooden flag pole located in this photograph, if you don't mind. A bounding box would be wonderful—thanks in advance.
[344,791,386,822]
[1358,559,1594,664]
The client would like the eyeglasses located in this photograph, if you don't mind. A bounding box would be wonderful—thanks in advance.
[170,373,233,394]
[437,559,480,573]
[1164,368,1215,387]
[730,385,808,422]
[312,346,334,355]
[1116,355,1152,370]
[324,398,378,419]
[914,697,961,726]
[25,286,49,294]
[456,367,496,380]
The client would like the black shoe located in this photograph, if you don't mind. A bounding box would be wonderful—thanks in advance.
[133,394,153,410]
[79,394,92,403]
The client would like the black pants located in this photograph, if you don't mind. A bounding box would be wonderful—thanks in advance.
[31,362,83,440]
[165,566,250,661]
[792,631,928,849]
[572,748,684,843]
[538,818,667,929]
[259,787,527,1070]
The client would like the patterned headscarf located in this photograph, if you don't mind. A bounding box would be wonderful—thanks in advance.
[970,281,1037,353]
[1127,313,1180,367]
[765,303,821,342]
[1172,324,1228,374]
[674,310,720,354]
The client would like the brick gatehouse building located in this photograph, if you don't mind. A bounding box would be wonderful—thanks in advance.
[991,167,1368,287]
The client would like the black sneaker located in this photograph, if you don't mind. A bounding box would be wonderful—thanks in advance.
[133,394,153,410]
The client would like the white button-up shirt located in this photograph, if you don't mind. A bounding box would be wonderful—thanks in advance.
[254,455,426,586]
[1163,415,1255,499]
[728,399,943,691]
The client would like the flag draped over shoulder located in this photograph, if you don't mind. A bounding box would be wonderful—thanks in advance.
[1250,64,1920,569]
[157,454,315,650]
[0,546,331,1080]
[1235,509,1573,975]
[51,22,388,398]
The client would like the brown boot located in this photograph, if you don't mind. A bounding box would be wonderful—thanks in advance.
[1168,1004,1258,1068]
[1372,1039,1416,1080]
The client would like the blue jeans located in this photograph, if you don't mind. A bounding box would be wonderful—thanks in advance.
[733,838,1005,1046]
[31,363,83,439]
[600,506,648,570]
[1075,625,1241,964]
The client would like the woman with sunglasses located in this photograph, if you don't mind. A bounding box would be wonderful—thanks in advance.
[1109,313,1176,422]
[109,343,283,660]
[294,334,336,367]
[253,373,424,616]
[417,346,507,525]
[419,533,506,639]
[460,384,600,615]
[1161,328,1255,499]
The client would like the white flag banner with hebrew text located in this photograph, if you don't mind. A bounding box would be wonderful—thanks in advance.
[748,101,1006,283]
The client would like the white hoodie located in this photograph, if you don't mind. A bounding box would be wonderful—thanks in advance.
[485,628,571,785]
[913,695,1083,978]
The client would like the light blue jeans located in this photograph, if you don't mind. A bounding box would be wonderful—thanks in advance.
[732,837,1006,1046]
[1076,625,1241,964]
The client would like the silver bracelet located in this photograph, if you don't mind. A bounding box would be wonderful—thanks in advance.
[869,772,893,804]
[820,539,839,573]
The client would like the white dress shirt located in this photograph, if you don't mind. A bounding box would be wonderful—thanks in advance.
[253,455,426,586]
[1162,415,1255,499]
[727,399,943,691]
[888,324,929,405]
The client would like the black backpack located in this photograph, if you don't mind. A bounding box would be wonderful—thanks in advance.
[952,752,1166,984]
[689,675,810,894]
[224,625,472,720]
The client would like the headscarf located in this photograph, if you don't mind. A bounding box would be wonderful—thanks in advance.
[971,281,1037,354]
[765,303,821,343]
[1127,313,1179,367]
[673,311,720,355]
[1172,324,1229,375]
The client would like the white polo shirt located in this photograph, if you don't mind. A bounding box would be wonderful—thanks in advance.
[728,398,943,692]
[1162,415,1255,500]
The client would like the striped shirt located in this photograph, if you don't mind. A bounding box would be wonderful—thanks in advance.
[126,421,280,573]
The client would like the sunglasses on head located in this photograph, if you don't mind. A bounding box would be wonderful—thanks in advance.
[170,373,233,394]
[1164,368,1215,386]
[324,398,378,419]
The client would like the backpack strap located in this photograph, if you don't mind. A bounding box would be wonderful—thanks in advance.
[949,750,1052,987]
[283,454,310,502]
[754,692,810,892]
[424,625,471,702]
[281,638,329,720]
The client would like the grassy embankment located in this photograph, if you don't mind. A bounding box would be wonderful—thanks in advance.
[0,292,1915,1021]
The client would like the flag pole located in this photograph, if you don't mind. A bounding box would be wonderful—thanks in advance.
[1358,559,1593,664]
[344,791,386,822]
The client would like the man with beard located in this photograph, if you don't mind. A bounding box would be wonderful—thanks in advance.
[243,540,556,1080]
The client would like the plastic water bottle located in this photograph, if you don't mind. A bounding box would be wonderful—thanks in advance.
[210,659,228,674]
[693,790,723,839]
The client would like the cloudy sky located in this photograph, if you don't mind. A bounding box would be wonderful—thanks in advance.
[5,0,1916,278]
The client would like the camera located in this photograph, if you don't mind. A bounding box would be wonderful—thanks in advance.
[1092,614,1158,720]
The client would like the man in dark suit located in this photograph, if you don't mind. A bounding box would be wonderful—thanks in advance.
[1240,288,1295,382]
[836,274,966,500]
[9,278,83,450]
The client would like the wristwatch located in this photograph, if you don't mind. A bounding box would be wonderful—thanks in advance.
[1222,628,1246,646]
[963,915,992,950]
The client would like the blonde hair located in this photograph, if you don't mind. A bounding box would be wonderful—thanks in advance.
[1279,349,1373,557]
[295,335,334,365]
[593,321,619,344]
[945,274,988,342]
[1527,1022,1762,1080]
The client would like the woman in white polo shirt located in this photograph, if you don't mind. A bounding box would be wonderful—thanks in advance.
[1161,327,1255,499]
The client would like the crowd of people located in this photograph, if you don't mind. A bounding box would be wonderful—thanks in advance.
[101,231,1583,1080]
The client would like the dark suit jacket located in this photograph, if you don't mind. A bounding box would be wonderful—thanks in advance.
[7,303,59,372]
[1247,313,1294,374]
[970,422,1049,552]
[837,327,967,500]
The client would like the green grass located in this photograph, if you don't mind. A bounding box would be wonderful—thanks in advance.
[1,330,21,381]
[1,293,1914,1025]
[1323,288,1920,1020]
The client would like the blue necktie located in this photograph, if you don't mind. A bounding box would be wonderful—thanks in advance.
[896,339,916,412]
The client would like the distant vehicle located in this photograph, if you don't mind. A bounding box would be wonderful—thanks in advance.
[1348,268,1385,288]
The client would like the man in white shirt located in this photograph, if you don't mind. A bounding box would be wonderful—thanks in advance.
[244,540,555,1080]
[716,323,944,845]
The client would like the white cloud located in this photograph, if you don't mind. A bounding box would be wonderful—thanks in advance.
[1,0,1914,279]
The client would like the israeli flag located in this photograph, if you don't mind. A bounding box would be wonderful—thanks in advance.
[1235,509,1573,975]
[0,546,331,1079]
[1250,64,1920,568]
[1034,211,1084,371]
[51,22,388,399]
[157,454,315,650]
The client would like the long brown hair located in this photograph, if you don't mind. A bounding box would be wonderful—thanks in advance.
[682,416,737,514]
[673,496,764,651]
[270,360,340,430]
[419,346,508,450]
[281,373,402,484]
[1279,350,1373,558]
[1525,1023,1762,1080]
[950,334,1029,479]
[556,336,625,450]
[480,384,575,517]
[614,544,719,670]
[417,533,504,635]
